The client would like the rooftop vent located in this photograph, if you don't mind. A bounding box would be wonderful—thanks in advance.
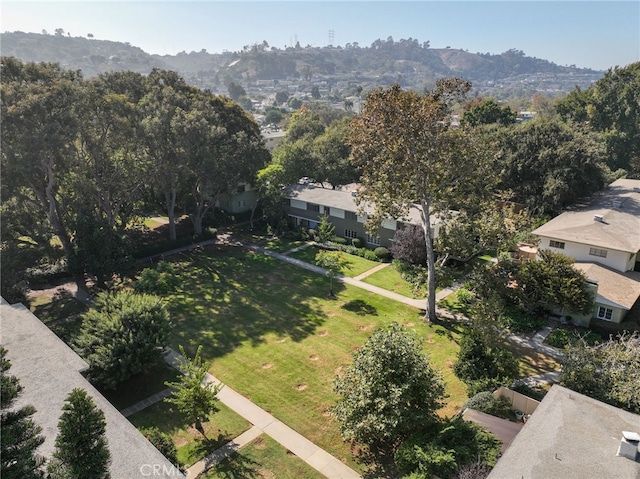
[351,191,358,197]
[617,431,640,461]
[594,214,604,222]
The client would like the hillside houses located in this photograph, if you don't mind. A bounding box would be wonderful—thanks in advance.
[532,178,640,327]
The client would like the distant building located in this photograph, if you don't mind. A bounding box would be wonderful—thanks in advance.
[283,183,442,248]
[0,298,184,479]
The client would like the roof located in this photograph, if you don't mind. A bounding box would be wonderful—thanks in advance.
[487,385,640,479]
[532,178,640,253]
[0,300,184,479]
[284,183,431,227]
[573,262,640,310]
[461,408,523,453]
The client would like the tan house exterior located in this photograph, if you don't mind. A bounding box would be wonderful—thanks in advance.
[283,183,442,248]
[532,178,640,326]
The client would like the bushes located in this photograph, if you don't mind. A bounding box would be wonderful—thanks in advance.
[351,237,363,248]
[374,247,391,261]
[546,328,602,348]
[134,261,180,295]
[499,306,547,333]
[325,241,386,262]
[463,391,513,419]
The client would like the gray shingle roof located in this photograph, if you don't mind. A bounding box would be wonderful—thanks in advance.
[488,385,640,479]
[0,301,184,479]
[532,179,640,253]
[574,262,640,310]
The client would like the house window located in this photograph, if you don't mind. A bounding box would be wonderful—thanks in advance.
[366,234,381,246]
[323,206,331,216]
[345,211,357,221]
[344,229,358,239]
[283,198,291,206]
[549,240,565,249]
[307,203,320,212]
[589,247,608,258]
[237,200,246,208]
[597,307,613,321]
[237,184,246,193]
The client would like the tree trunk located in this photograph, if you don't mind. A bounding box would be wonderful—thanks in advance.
[165,189,177,241]
[420,198,437,322]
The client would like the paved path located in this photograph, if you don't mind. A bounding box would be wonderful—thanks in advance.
[352,262,390,281]
[514,370,561,388]
[120,388,173,418]
[164,348,360,479]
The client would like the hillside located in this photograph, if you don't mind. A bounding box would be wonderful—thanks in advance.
[1,31,604,99]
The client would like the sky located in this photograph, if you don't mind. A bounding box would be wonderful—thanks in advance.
[2,1,639,71]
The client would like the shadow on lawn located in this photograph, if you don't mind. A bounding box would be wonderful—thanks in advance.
[341,299,378,316]
[207,450,260,478]
[168,245,342,359]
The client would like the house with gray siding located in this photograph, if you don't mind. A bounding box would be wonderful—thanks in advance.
[283,183,441,248]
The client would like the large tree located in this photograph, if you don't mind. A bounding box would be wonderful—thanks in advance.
[561,332,640,413]
[333,322,445,449]
[47,389,110,479]
[74,290,170,389]
[348,81,496,321]
[0,348,45,479]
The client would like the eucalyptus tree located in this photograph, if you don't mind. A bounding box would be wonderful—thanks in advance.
[348,81,496,322]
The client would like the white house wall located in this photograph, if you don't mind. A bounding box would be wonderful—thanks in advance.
[290,199,306,210]
[538,236,633,272]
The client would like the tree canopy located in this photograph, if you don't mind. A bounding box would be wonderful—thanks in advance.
[333,322,445,449]
[348,80,496,321]
[74,290,170,389]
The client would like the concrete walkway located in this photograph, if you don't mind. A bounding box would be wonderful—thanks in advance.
[120,388,173,418]
[164,348,360,479]
[514,370,561,388]
[352,262,390,281]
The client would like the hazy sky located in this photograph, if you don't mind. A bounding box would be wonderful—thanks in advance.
[2,1,638,71]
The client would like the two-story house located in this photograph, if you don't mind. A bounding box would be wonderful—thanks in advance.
[532,178,640,326]
[283,183,442,248]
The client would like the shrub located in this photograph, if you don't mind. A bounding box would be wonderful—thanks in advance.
[510,383,546,401]
[351,237,363,248]
[456,289,475,306]
[330,236,348,245]
[499,306,546,333]
[140,427,178,466]
[463,391,513,419]
[307,228,317,241]
[134,261,180,295]
[546,328,602,348]
[374,247,391,261]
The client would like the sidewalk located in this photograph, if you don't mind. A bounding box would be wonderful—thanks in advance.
[164,348,360,479]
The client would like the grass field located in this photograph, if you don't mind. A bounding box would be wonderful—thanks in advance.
[202,434,326,479]
[287,245,382,278]
[129,400,252,467]
[362,263,428,298]
[162,244,467,471]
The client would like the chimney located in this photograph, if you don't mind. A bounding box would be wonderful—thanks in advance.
[617,431,640,461]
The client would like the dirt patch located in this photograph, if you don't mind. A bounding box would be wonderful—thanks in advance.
[261,363,273,369]
[334,366,343,375]
[358,324,373,331]
[406,322,415,327]
[445,359,454,368]
[252,436,267,449]
[426,335,435,343]
[257,469,275,479]
[318,330,329,336]
[295,383,308,391]
[275,337,286,343]
[309,355,319,361]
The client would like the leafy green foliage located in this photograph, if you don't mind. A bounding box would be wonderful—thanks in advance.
[134,261,180,294]
[545,328,601,349]
[164,345,222,434]
[373,246,391,261]
[315,213,335,244]
[48,388,110,479]
[140,427,178,465]
[394,417,501,479]
[461,97,517,127]
[462,391,513,419]
[333,322,445,449]
[315,250,350,296]
[74,290,170,389]
[454,329,519,396]
[0,348,45,479]
[561,332,640,413]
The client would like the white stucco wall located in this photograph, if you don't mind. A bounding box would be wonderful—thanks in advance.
[538,236,633,272]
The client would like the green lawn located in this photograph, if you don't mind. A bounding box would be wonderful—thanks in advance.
[128,400,251,467]
[202,434,326,479]
[261,237,306,253]
[99,362,180,411]
[361,264,427,298]
[288,245,382,278]
[163,244,467,471]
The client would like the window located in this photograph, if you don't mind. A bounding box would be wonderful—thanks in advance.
[283,198,291,206]
[366,234,381,246]
[237,200,246,208]
[345,211,357,221]
[549,240,565,249]
[589,247,608,258]
[344,229,358,239]
[236,184,246,193]
[597,307,613,321]
[323,206,331,216]
[307,203,320,212]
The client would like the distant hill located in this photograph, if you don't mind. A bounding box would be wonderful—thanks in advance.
[1,31,604,99]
